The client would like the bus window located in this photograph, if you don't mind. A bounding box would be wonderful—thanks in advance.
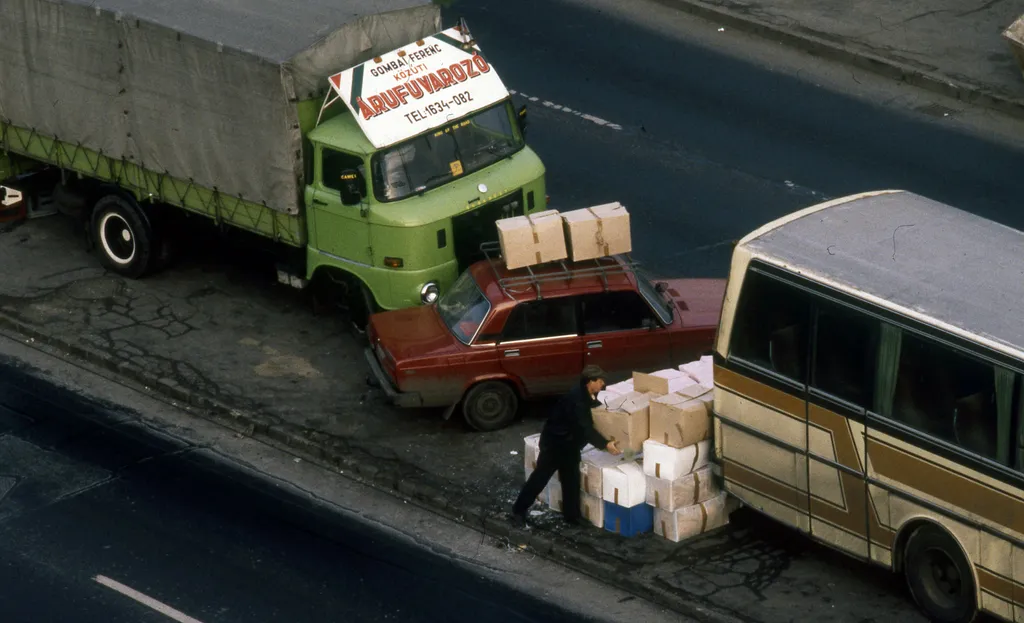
[730,270,811,383]
[812,301,879,408]
[890,331,1014,465]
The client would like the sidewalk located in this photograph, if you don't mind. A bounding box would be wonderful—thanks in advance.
[659,0,1024,118]
[0,217,926,623]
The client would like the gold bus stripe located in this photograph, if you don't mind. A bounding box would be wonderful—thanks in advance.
[977,567,1016,604]
[715,365,805,420]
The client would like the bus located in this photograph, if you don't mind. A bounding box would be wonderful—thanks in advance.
[712,189,1024,623]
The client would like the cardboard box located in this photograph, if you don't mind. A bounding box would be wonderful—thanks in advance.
[680,355,715,390]
[561,202,632,262]
[646,466,718,511]
[602,461,647,507]
[606,379,634,395]
[604,500,654,537]
[634,369,699,396]
[650,394,711,448]
[654,491,729,542]
[546,479,563,512]
[496,210,567,270]
[581,493,605,528]
[593,405,651,453]
[643,439,712,480]
[580,447,630,498]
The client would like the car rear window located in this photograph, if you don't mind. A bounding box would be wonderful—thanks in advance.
[438,271,491,345]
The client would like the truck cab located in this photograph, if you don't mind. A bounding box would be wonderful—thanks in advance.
[305,98,546,313]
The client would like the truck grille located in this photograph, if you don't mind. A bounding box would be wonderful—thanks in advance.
[452,189,524,271]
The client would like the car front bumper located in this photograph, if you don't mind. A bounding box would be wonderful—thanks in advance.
[363,347,423,408]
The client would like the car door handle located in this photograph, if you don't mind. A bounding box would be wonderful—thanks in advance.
[504,349,520,357]
[312,199,328,206]
[586,341,602,349]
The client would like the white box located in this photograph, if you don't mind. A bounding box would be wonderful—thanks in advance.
[643,439,712,480]
[546,479,563,512]
[633,369,699,395]
[580,447,630,498]
[680,355,714,390]
[581,493,605,527]
[606,379,634,395]
[654,491,730,542]
[523,433,558,484]
[602,461,647,507]
[646,466,718,511]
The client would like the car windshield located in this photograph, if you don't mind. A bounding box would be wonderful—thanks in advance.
[370,101,523,202]
[437,270,491,345]
[636,269,674,325]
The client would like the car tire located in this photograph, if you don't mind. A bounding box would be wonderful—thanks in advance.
[904,525,977,623]
[90,194,154,278]
[462,381,518,432]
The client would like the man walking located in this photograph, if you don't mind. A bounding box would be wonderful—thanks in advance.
[511,365,621,527]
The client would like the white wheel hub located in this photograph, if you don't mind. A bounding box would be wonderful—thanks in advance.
[98,211,137,265]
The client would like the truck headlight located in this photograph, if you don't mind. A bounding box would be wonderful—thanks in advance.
[420,281,440,304]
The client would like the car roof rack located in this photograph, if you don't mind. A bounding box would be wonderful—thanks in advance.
[479,241,642,301]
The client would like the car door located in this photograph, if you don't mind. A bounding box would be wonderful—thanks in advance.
[579,290,674,384]
[311,147,372,266]
[498,297,584,397]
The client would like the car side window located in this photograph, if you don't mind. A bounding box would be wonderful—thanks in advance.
[580,291,654,334]
[730,269,811,383]
[501,298,577,342]
[321,148,366,193]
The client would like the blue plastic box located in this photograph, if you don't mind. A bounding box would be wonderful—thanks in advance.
[603,501,654,537]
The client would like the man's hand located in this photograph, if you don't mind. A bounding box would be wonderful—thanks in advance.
[606,440,621,456]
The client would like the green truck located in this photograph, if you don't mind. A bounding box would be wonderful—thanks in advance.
[0,0,546,322]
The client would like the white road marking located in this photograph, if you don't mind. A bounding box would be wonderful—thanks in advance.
[509,89,623,130]
[94,575,205,623]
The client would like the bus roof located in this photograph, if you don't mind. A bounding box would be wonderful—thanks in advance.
[742,190,1024,358]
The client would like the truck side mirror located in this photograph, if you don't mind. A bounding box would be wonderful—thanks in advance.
[339,169,365,206]
[517,105,528,137]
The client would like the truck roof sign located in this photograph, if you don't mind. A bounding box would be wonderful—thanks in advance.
[328,27,510,149]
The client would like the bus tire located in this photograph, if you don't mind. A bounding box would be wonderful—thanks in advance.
[462,381,518,432]
[90,194,154,278]
[904,524,977,623]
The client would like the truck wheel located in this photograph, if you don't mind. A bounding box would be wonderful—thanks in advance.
[904,525,977,623]
[462,381,518,432]
[91,195,153,278]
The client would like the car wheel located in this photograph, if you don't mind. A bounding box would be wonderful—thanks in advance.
[462,381,518,432]
[90,194,154,278]
[904,525,977,623]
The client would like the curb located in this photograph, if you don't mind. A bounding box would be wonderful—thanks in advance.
[0,311,742,623]
[655,0,1024,120]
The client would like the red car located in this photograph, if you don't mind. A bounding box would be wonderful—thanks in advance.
[365,247,726,431]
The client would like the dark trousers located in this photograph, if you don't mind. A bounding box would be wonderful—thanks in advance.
[513,440,582,520]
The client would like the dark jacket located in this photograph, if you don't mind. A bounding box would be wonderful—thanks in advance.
[540,381,609,451]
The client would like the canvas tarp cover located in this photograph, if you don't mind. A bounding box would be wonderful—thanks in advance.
[0,0,441,215]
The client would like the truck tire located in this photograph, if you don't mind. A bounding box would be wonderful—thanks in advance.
[91,194,154,278]
[462,381,518,432]
[904,525,977,623]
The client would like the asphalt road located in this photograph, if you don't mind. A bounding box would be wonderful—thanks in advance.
[444,0,1024,278]
[0,362,591,623]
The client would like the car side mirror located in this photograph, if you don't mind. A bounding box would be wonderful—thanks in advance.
[642,317,658,331]
[655,282,668,294]
[339,169,365,207]
[517,105,528,137]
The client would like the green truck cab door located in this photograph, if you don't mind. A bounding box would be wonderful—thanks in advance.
[311,146,372,267]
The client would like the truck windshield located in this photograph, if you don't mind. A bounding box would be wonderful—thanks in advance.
[371,101,523,202]
[437,271,491,345]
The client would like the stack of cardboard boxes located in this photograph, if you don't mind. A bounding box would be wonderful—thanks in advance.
[521,355,732,542]
[496,202,632,270]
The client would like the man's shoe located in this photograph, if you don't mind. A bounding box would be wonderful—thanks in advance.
[510,512,528,529]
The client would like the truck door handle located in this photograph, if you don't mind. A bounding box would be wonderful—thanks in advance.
[312,199,327,206]
[586,341,602,349]
[504,349,520,357]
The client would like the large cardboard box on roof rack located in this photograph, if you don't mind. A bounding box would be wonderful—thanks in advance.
[561,202,631,262]
[1005,15,1024,82]
[496,210,567,269]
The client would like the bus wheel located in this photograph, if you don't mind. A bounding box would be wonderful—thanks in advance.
[904,525,977,623]
[90,195,154,278]
[462,381,518,432]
